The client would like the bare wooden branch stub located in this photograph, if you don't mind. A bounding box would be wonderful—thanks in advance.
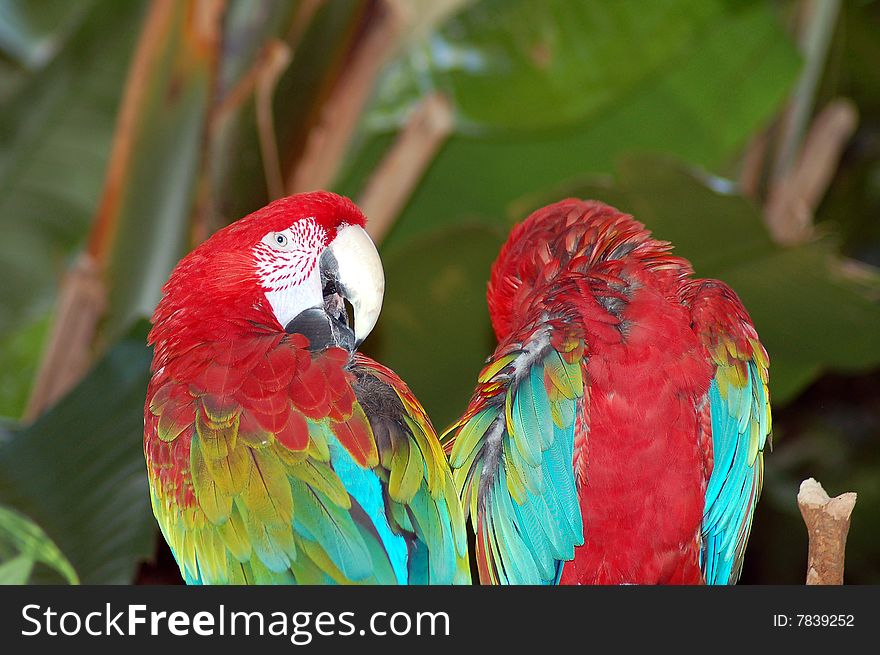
[797,477,857,585]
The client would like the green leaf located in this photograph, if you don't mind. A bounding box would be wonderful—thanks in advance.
[370,0,727,131]
[0,313,49,419]
[0,320,154,583]
[563,156,880,404]
[0,1,145,337]
[339,0,799,249]
[363,224,505,429]
[0,504,78,584]
[0,555,33,584]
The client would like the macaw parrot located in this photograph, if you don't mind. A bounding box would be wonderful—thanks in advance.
[447,199,770,585]
[144,191,469,584]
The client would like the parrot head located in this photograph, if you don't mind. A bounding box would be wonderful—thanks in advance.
[151,191,384,354]
[246,191,384,351]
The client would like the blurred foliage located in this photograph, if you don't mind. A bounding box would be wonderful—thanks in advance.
[0,0,877,585]
[371,0,728,131]
[98,0,216,342]
[0,321,155,584]
[0,321,153,584]
[815,0,880,267]
[0,313,47,417]
[0,503,78,584]
[340,0,799,247]
[0,0,145,414]
[209,1,364,224]
[0,1,93,70]
[369,223,504,431]
[742,0,880,584]
[0,0,144,330]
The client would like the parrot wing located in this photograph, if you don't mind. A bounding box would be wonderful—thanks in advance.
[350,353,471,585]
[447,325,586,584]
[145,337,469,584]
[686,281,771,585]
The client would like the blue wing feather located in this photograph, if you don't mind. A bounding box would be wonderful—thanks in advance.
[328,436,409,584]
[701,360,768,585]
[449,338,585,585]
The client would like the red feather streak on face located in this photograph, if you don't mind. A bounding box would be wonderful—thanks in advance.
[144,192,372,509]
[487,200,717,584]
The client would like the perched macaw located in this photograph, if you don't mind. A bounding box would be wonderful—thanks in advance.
[144,192,469,584]
[447,199,770,585]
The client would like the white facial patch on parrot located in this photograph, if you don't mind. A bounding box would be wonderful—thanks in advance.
[253,218,327,329]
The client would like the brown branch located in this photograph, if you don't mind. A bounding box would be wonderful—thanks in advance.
[255,40,293,200]
[23,255,106,420]
[738,129,770,201]
[25,1,178,419]
[284,0,325,45]
[86,0,179,262]
[27,0,225,418]
[797,477,857,585]
[358,93,454,243]
[764,98,858,245]
[286,0,407,193]
[771,0,842,181]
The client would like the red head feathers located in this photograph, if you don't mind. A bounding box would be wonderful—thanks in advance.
[149,191,382,369]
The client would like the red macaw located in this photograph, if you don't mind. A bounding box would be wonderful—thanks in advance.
[144,192,469,584]
[447,199,770,584]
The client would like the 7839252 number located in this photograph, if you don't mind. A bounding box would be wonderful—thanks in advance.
[797,614,854,627]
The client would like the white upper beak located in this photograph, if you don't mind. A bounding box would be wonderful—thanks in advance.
[328,224,385,345]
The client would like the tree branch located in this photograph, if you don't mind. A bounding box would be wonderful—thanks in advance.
[358,93,454,243]
[797,477,857,585]
[764,99,857,245]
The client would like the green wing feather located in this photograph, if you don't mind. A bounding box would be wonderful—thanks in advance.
[145,344,469,585]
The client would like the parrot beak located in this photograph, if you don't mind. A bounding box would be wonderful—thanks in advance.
[324,224,385,347]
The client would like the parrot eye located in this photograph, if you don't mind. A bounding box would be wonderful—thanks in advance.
[263,231,294,251]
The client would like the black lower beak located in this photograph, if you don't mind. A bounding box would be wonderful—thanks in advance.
[285,305,355,353]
